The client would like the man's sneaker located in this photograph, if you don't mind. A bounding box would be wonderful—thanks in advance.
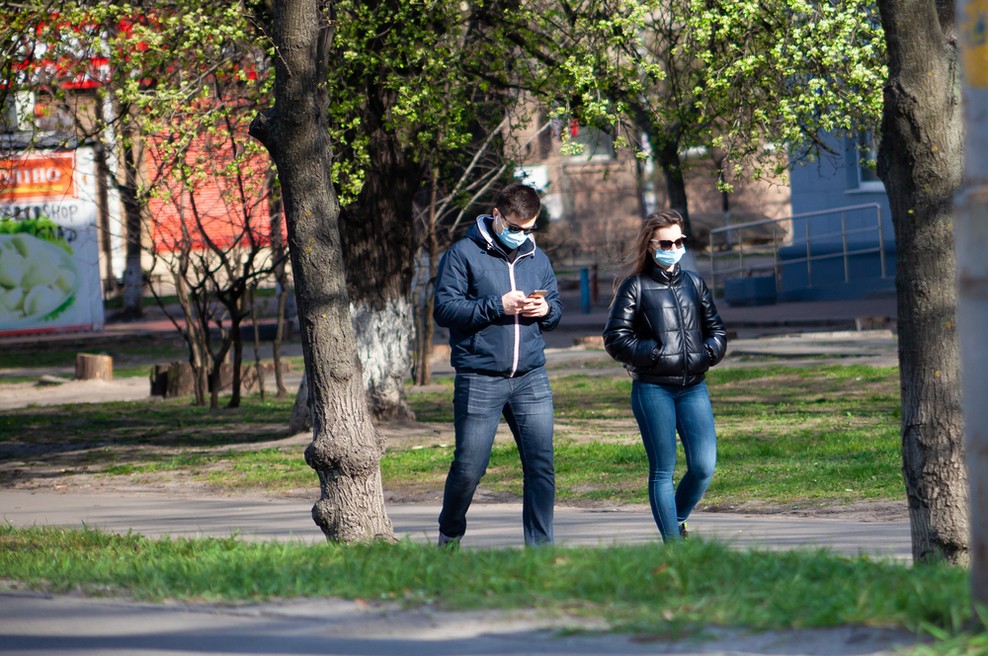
[678,522,689,540]
[437,532,461,550]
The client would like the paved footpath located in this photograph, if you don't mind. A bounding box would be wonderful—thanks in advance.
[1,490,910,558]
[1,490,916,656]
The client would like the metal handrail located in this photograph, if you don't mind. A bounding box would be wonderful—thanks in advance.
[708,203,887,296]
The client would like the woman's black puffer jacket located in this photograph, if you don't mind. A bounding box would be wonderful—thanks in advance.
[603,262,727,387]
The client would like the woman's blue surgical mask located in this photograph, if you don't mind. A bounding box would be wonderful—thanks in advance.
[654,246,686,267]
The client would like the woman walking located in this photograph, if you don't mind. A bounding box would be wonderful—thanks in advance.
[602,210,727,542]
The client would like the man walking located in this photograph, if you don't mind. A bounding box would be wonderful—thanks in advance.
[433,183,563,547]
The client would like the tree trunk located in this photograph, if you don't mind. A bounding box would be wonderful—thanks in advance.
[249,288,267,402]
[272,282,289,398]
[250,0,393,542]
[174,271,208,406]
[75,353,113,381]
[268,173,289,398]
[93,143,117,294]
[654,136,694,239]
[351,298,415,420]
[289,373,311,434]
[229,316,244,408]
[339,119,422,422]
[119,125,144,319]
[877,0,968,564]
[414,180,440,386]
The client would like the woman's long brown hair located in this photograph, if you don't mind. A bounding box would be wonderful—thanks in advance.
[608,210,685,305]
[622,209,686,283]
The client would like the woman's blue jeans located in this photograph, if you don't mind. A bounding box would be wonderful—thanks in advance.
[631,379,717,542]
[439,367,555,546]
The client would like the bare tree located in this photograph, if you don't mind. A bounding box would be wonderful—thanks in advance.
[249,0,393,542]
[411,116,516,386]
[877,0,967,564]
[135,25,286,409]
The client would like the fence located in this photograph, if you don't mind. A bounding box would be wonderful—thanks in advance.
[707,203,891,304]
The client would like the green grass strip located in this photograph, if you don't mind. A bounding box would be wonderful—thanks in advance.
[0,524,973,640]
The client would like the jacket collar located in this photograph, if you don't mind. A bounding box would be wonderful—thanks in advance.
[473,214,536,259]
[645,259,683,285]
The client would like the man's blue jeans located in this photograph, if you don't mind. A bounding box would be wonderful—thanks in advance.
[631,379,717,542]
[439,367,555,546]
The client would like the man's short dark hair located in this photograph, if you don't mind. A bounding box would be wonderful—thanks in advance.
[494,184,541,221]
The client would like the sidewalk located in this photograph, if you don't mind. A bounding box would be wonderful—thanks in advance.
[547,290,896,343]
[0,489,910,560]
[0,489,915,656]
[0,286,898,349]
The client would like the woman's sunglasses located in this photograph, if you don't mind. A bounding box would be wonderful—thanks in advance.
[649,237,687,251]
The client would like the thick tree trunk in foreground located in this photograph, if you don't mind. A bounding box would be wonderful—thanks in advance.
[877,0,967,564]
[250,0,392,542]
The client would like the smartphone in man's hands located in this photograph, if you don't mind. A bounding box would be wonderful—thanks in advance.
[528,289,548,299]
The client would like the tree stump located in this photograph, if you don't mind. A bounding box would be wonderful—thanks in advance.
[148,362,195,398]
[166,363,196,398]
[149,363,172,397]
[75,353,113,381]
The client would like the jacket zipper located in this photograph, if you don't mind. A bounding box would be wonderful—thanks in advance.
[507,260,520,377]
[507,249,538,378]
[488,230,535,379]
[675,279,689,386]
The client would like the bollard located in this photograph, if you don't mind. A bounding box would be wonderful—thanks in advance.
[580,267,591,314]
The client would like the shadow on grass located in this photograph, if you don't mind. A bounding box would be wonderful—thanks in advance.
[0,396,295,464]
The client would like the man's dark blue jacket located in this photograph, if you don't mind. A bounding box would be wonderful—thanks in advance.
[433,216,563,377]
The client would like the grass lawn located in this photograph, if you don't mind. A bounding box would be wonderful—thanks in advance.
[0,524,978,644]
[0,364,902,511]
[2,357,985,651]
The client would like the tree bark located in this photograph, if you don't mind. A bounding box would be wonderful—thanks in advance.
[339,111,422,422]
[350,299,415,420]
[250,0,393,542]
[654,134,695,239]
[289,373,311,434]
[414,176,441,386]
[75,353,113,381]
[119,124,145,319]
[877,0,968,564]
[268,173,289,398]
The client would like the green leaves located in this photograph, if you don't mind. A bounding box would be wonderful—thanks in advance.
[683,0,886,169]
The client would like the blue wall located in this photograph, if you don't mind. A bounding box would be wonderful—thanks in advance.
[783,133,895,301]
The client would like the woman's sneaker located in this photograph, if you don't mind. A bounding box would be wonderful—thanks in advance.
[679,522,689,540]
[437,532,461,550]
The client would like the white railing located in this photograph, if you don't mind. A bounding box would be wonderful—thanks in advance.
[707,203,889,297]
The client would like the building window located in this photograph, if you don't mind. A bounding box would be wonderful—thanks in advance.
[565,121,615,161]
[853,131,884,191]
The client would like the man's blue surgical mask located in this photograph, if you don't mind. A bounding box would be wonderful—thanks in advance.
[654,246,686,268]
[498,229,529,249]
[495,215,531,249]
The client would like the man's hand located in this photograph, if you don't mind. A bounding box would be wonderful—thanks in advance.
[501,290,530,316]
[520,294,549,318]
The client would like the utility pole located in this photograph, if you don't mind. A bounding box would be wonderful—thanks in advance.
[956,0,988,609]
